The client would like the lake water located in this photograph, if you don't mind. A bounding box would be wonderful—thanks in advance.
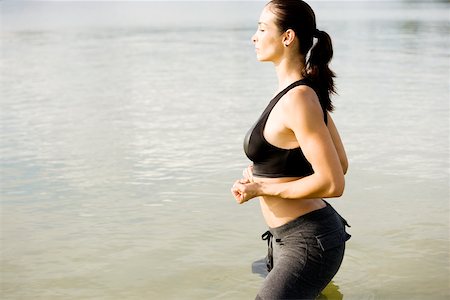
[1,1,449,299]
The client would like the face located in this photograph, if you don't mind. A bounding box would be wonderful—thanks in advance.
[251,5,284,62]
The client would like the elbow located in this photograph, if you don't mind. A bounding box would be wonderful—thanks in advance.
[341,159,349,175]
[326,176,345,198]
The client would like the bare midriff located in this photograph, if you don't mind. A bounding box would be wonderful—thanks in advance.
[253,176,326,228]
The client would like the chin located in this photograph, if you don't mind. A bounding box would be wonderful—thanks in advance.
[256,54,269,62]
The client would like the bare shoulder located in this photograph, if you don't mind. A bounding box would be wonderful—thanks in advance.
[280,85,323,124]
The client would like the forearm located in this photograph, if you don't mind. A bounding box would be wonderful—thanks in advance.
[257,173,344,200]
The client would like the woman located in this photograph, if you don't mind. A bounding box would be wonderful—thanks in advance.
[231,1,351,299]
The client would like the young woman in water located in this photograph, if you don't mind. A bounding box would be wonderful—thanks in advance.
[231,1,351,299]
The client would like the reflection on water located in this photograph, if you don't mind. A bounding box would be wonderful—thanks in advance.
[251,257,268,278]
[1,1,449,299]
[318,281,344,300]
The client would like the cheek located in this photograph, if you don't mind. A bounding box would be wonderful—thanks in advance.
[256,34,282,60]
[262,37,280,53]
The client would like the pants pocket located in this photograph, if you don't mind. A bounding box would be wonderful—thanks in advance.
[315,227,351,252]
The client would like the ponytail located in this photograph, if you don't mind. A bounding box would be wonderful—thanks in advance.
[306,29,336,112]
[267,0,337,113]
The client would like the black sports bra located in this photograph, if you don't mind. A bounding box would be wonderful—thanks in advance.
[243,79,327,178]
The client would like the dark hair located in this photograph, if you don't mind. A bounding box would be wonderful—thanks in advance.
[267,0,336,111]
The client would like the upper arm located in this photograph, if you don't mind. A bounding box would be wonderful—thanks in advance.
[282,88,344,192]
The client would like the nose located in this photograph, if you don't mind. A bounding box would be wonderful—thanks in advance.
[251,32,257,44]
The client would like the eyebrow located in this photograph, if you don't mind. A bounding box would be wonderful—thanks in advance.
[258,22,268,25]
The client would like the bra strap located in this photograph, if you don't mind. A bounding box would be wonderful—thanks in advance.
[273,79,309,102]
[274,79,328,125]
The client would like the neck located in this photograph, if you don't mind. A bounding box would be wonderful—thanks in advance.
[273,55,305,91]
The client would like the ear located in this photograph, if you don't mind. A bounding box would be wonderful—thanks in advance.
[282,29,296,47]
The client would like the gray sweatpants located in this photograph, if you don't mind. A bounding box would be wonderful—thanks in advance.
[256,201,351,300]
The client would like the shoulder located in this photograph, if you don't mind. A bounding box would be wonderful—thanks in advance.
[285,84,318,102]
[280,85,323,123]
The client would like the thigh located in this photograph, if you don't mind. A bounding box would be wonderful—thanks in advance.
[256,235,321,300]
[256,228,348,300]
[302,235,346,293]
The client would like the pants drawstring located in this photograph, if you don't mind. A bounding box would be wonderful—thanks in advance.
[261,230,273,272]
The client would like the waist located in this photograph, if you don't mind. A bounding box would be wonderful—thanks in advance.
[254,176,326,227]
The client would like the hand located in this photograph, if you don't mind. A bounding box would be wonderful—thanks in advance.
[242,164,254,183]
[231,179,260,204]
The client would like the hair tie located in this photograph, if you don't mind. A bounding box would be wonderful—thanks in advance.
[314,28,321,37]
